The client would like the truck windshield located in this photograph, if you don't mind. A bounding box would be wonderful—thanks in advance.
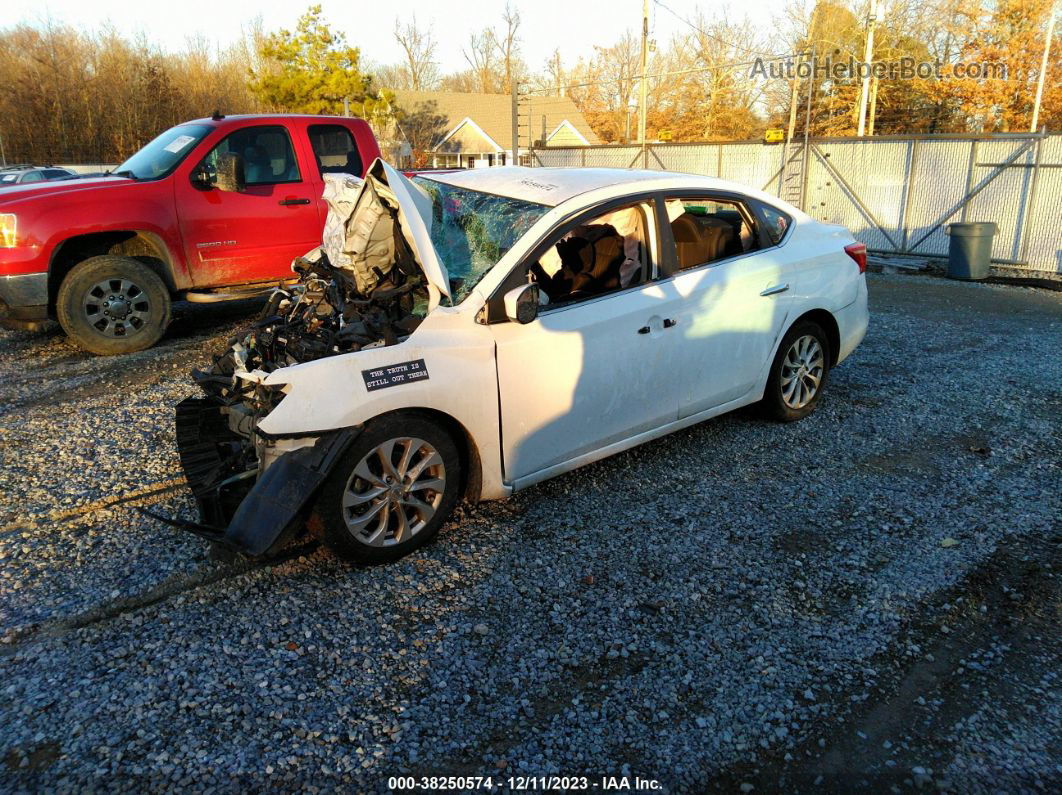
[412,176,550,303]
[113,124,213,181]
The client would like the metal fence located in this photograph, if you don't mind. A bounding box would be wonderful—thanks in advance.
[533,133,1062,274]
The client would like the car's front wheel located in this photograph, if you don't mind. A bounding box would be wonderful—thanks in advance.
[56,255,171,355]
[315,414,462,564]
[761,320,831,422]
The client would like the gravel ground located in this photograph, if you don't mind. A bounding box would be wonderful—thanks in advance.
[0,274,1059,793]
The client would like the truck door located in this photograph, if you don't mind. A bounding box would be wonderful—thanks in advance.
[175,124,321,288]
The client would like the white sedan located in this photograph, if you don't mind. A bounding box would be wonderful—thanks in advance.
[170,163,868,563]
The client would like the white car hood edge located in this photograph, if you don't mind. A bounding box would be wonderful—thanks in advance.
[366,159,450,308]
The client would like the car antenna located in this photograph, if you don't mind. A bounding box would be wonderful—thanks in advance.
[211,109,225,121]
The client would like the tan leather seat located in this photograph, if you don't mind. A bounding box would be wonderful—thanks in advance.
[671,213,734,269]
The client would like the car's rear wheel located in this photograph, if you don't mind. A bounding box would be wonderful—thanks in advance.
[56,255,171,355]
[761,320,831,422]
[315,414,461,564]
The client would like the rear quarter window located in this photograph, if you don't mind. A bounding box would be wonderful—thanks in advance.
[758,203,792,245]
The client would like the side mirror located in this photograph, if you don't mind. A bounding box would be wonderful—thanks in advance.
[190,163,214,189]
[503,283,540,324]
[214,152,246,193]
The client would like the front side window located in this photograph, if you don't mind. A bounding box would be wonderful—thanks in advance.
[412,176,550,304]
[199,126,301,187]
[309,124,362,177]
[665,197,760,271]
[529,204,652,306]
[115,123,212,180]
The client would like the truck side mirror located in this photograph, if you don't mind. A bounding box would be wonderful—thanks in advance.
[213,152,246,193]
[190,163,214,189]
[503,283,540,324]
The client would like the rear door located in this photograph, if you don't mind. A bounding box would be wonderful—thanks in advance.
[661,193,795,416]
[175,124,321,287]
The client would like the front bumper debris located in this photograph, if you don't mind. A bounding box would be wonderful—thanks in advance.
[165,397,358,555]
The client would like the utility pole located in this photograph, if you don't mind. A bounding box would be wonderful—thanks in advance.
[786,53,804,143]
[868,75,879,136]
[856,0,878,137]
[639,0,649,165]
[1030,6,1057,133]
[511,86,519,166]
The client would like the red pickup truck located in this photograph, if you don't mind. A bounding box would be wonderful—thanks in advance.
[0,114,381,354]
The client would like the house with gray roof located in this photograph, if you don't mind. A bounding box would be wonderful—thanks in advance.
[389,90,599,168]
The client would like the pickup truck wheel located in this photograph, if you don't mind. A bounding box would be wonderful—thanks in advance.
[57,256,171,355]
[315,415,462,564]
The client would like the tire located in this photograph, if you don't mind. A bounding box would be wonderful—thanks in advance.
[56,255,171,355]
[315,414,462,564]
[760,320,831,422]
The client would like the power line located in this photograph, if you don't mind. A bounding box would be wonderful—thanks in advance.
[518,52,808,97]
[653,0,788,60]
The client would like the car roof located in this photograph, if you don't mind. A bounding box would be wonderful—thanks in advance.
[182,114,372,126]
[413,166,770,208]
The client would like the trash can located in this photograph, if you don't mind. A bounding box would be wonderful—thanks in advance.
[945,222,997,280]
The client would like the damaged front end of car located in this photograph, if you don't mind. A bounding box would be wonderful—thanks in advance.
[151,160,451,556]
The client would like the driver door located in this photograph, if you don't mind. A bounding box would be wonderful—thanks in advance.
[490,200,684,486]
[175,124,321,288]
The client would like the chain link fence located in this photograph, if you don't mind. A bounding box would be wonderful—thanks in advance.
[533,133,1062,274]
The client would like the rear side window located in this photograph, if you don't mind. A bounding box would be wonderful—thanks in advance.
[21,171,44,183]
[758,203,791,245]
[664,197,760,271]
[309,125,362,177]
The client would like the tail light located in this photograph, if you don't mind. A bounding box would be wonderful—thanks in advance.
[844,242,867,273]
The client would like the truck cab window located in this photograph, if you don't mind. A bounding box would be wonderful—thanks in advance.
[309,125,362,177]
[201,126,301,187]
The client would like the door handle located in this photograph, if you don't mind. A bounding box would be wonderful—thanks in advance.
[663,317,678,328]
[637,325,651,334]
[278,197,311,206]
[760,283,790,296]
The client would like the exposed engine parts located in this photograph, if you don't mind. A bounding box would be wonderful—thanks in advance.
[193,250,426,410]
[159,167,431,556]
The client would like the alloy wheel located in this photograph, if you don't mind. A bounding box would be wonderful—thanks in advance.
[780,334,825,410]
[83,278,151,337]
[342,437,446,547]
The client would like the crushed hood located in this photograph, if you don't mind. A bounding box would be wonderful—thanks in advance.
[342,159,450,310]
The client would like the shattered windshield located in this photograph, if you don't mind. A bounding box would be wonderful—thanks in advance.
[114,123,212,180]
[412,176,550,303]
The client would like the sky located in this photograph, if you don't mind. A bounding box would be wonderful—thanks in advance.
[5,0,774,76]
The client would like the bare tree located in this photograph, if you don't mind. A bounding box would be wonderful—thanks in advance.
[393,14,439,90]
[462,29,499,93]
[498,2,522,93]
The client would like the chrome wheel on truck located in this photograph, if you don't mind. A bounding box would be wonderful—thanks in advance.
[81,276,153,338]
[57,255,171,355]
